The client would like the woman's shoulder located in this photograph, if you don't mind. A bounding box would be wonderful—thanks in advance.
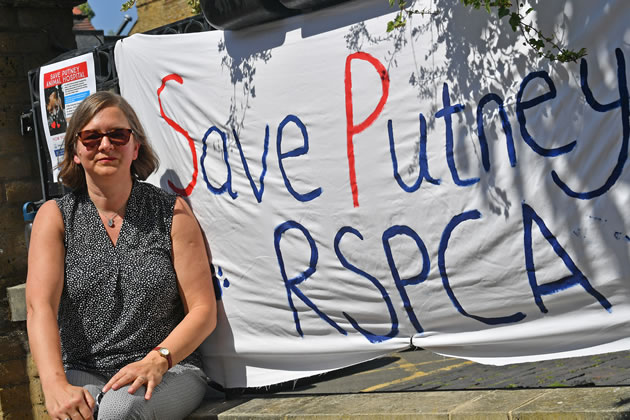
[32,199,64,233]
[135,181,177,197]
[135,180,176,200]
[37,199,63,215]
[134,181,178,213]
[54,188,85,207]
[53,189,90,220]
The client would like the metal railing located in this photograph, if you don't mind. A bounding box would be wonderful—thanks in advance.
[23,15,212,201]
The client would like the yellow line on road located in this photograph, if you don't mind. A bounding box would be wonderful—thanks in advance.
[360,360,474,392]
[354,356,458,376]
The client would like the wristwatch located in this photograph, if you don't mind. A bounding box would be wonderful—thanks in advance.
[153,347,172,369]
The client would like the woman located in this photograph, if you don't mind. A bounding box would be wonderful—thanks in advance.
[26,91,217,420]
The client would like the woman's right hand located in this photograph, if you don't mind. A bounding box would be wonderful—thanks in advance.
[44,381,95,420]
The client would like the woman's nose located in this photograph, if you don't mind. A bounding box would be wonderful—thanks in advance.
[98,135,114,151]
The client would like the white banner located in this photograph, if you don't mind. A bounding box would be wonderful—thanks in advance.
[115,0,630,387]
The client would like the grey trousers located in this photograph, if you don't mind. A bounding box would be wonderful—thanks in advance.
[66,364,208,420]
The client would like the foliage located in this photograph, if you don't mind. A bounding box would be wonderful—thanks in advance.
[122,0,201,14]
[386,0,435,32]
[387,0,587,63]
[77,2,95,20]
[188,0,201,15]
[121,0,135,12]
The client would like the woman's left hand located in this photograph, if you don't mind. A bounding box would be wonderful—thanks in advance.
[102,351,168,400]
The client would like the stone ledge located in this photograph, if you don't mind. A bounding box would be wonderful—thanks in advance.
[185,387,630,419]
[7,282,26,321]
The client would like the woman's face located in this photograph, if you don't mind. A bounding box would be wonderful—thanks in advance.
[73,106,140,182]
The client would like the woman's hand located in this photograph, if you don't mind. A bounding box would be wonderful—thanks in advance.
[44,381,95,420]
[102,351,168,400]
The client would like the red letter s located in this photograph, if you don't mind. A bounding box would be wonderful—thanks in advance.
[157,74,198,196]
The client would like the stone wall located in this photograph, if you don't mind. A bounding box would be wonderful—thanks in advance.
[130,0,196,34]
[0,2,80,418]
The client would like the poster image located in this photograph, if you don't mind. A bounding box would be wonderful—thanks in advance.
[44,85,67,135]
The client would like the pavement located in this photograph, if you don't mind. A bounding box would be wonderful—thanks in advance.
[186,348,630,419]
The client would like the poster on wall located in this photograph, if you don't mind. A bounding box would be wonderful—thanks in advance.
[115,0,630,387]
[39,53,96,182]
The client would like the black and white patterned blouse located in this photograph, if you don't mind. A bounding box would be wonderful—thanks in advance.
[55,180,200,374]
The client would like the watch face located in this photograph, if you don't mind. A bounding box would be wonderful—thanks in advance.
[159,348,170,356]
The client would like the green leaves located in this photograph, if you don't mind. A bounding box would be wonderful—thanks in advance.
[387,0,587,64]
[121,0,135,12]
[187,0,201,14]
[77,2,95,20]
[466,1,586,63]
[386,11,407,32]
[508,12,520,31]
[386,0,435,33]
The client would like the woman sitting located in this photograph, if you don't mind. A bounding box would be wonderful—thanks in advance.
[26,91,217,420]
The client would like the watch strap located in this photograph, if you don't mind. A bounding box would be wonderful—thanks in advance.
[153,347,172,369]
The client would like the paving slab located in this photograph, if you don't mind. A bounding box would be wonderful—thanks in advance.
[187,388,630,419]
[513,387,630,419]
[210,391,487,419]
[450,389,546,420]
[186,398,245,419]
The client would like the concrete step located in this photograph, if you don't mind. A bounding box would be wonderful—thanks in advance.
[186,387,630,419]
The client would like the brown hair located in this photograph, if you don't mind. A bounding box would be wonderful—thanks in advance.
[58,91,159,190]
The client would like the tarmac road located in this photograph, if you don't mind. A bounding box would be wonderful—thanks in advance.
[222,347,630,396]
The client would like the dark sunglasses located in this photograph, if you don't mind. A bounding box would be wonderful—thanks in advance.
[76,128,133,148]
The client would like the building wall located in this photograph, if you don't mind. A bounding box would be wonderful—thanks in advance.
[0,2,80,418]
[130,0,196,34]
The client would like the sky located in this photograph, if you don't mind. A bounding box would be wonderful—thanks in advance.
[89,1,138,36]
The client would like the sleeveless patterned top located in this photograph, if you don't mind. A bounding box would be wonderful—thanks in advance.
[55,181,200,374]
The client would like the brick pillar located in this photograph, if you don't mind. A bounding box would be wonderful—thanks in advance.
[0,2,81,418]
[131,0,196,34]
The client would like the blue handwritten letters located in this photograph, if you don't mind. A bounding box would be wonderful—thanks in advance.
[201,49,624,341]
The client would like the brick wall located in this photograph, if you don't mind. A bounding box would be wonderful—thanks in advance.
[0,2,81,418]
[130,0,196,34]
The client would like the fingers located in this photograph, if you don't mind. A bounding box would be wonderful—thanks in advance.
[48,385,94,420]
[60,411,81,420]
[144,378,156,400]
[127,375,147,395]
[57,408,91,420]
[103,359,165,396]
[102,374,117,393]
[77,400,94,420]
[102,358,165,401]
[62,399,93,420]
[83,388,95,410]
[103,369,136,392]
[104,373,152,396]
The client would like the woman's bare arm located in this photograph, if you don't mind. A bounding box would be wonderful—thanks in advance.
[26,200,95,419]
